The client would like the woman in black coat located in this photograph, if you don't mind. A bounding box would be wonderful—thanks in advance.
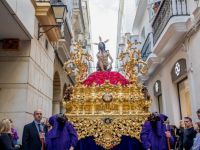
[0,119,20,150]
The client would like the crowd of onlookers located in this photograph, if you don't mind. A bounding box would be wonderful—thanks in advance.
[140,109,200,150]
[0,109,77,150]
[172,110,200,150]
[0,108,200,150]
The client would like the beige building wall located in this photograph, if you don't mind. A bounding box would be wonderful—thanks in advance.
[0,0,91,143]
[0,0,55,142]
[0,36,54,142]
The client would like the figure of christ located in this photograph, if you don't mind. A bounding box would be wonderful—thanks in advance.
[96,42,113,71]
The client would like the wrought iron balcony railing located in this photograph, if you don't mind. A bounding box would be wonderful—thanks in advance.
[141,33,152,61]
[152,0,189,45]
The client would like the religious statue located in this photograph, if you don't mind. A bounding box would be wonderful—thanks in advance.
[94,37,113,71]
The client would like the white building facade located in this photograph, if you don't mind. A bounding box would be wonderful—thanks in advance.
[132,0,200,126]
[116,0,136,72]
[72,0,93,73]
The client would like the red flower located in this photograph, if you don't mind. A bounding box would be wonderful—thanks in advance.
[83,71,129,86]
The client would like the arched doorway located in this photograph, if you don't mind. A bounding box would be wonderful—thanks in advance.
[53,72,61,114]
[171,58,192,119]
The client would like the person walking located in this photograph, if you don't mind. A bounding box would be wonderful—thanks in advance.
[45,113,78,150]
[140,112,174,150]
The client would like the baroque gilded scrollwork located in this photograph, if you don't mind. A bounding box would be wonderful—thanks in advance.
[63,41,151,149]
[118,40,147,82]
[63,41,93,83]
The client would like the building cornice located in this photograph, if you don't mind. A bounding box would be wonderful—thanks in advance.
[132,0,147,33]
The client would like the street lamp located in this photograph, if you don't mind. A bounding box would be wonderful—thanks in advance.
[38,0,67,39]
[51,0,67,24]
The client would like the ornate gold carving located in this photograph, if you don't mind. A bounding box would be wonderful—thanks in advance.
[63,41,151,149]
[118,40,147,82]
[63,41,93,84]
[102,92,113,103]
[67,115,149,149]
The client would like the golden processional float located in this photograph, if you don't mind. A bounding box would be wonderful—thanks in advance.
[63,40,151,149]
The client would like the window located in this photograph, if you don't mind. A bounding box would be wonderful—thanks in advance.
[153,80,162,113]
[177,78,192,118]
[157,94,163,113]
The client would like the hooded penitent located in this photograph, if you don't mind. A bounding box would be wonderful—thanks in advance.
[140,113,174,150]
[45,114,78,150]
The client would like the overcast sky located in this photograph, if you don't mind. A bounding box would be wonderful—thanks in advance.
[89,0,120,70]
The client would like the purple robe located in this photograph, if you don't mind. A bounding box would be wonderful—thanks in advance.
[140,114,174,150]
[45,115,78,150]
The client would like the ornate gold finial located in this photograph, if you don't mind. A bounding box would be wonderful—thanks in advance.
[118,40,147,82]
[126,40,133,52]
[63,41,93,83]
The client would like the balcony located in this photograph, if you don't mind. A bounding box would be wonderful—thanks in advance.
[153,0,189,44]
[152,0,189,57]
[141,33,152,61]
[31,0,62,41]
[139,0,190,79]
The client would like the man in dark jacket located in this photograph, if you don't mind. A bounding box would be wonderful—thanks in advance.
[183,117,196,150]
[22,109,46,150]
